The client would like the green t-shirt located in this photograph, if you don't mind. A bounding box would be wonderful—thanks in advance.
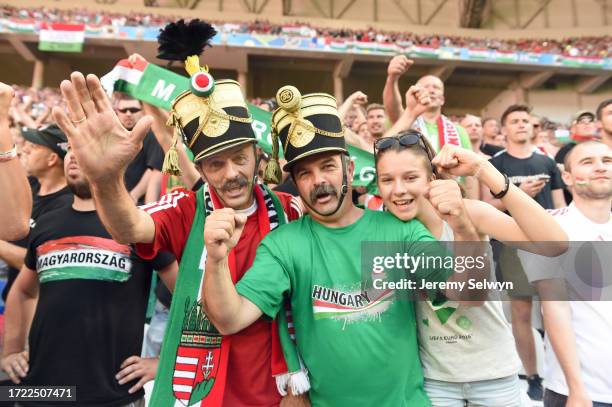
[423,121,471,152]
[236,210,451,407]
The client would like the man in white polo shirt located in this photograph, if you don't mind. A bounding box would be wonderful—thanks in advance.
[520,140,612,406]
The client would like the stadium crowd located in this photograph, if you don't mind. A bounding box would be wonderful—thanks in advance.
[0,18,611,407]
[1,4,611,58]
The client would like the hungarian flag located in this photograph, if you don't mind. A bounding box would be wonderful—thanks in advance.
[329,40,348,51]
[396,41,414,48]
[101,59,151,99]
[410,45,439,59]
[493,50,518,63]
[38,22,85,52]
[468,48,492,60]
[5,18,36,33]
[354,41,378,51]
[85,24,103,36]
[376,43,397,53]
[562,56,605,69]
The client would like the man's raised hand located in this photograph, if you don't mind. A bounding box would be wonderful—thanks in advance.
[346,91,368,106]
[0,82,15,118]
[203,208,247,263]
[404,85,431,119]
[432,144,486,177]
[52,72,153,184]
[387,55,413,80]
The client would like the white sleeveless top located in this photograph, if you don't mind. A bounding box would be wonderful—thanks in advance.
[417,222,521,382]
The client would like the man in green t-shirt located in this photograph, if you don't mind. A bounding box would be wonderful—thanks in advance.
[202,86,482,407]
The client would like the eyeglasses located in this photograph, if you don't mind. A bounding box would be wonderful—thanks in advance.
[374,131,425,155]
[118,107,142,114]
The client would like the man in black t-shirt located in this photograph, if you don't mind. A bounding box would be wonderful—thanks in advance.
[115,97,164,205]
[484,104,565,402]
[0,149,178,406]
[486,106,565,211]
[0,125,73,301]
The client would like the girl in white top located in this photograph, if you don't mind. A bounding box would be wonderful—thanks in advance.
[373,130,568,406]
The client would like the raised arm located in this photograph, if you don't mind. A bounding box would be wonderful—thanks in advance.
[383,56,413,123]
[0,83,31,240]
[338,91,367,123]
[52,72,155,244]
[434,144,568,256]
[382,85,430,138]
[344,127,373,153]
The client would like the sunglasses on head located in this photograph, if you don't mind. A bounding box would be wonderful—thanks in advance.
[374,131,425,154]
[118,107,141,114]
[374,130,437,174]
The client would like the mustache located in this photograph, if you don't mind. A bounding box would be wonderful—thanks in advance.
[221,176,249,192]
[309,183,338,203]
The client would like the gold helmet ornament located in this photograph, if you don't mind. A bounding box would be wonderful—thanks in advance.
[157,19,255,175]
[263,85,347,184]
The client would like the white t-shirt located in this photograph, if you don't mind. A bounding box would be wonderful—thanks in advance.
[520,203,612,403]
[418,222,522,382]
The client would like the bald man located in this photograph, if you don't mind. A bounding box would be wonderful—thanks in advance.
[383,57,471,153]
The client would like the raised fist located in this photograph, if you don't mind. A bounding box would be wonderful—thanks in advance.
[427,179,475,235]
[404,85,431,118]
[432,144,487,177]
[0,82,15,116]
[347,91,368,106]
[203,208,247,262]
[387,55,414,79]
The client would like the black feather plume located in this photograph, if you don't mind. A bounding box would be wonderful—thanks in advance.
[157,19,217,61]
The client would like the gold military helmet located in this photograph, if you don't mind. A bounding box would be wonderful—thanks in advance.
[264,86,347,183]
[157,19,256,175]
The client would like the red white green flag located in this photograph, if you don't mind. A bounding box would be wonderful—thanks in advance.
[5,18,36,33]
[39,22,85,53]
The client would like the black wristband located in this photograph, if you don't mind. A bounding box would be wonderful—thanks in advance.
[491,173,510,199]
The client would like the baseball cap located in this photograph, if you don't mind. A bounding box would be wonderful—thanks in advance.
[21,124,69,159]
[573,110,595,123]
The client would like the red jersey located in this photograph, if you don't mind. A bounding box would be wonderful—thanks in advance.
[136,187,302,406]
